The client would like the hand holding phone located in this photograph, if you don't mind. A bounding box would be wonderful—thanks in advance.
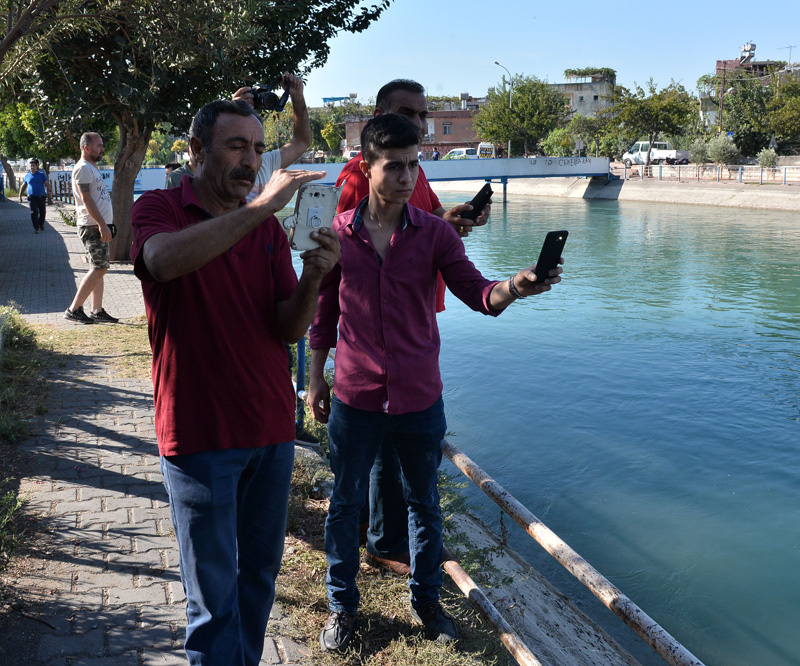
[460,183,493,221]
[533,230,568,284]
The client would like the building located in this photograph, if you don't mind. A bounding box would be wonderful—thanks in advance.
[343,93,489,158]
[551,71,616,117]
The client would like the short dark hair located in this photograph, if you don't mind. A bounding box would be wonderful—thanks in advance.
[375,79,425,112]
[361,114,420,163]
[189,100,260,149]
[29,158,39,165]
[165,162,181,171]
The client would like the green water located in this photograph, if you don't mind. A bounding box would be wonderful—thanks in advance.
[434,194,800,666]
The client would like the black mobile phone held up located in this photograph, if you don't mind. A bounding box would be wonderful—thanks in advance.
[533,230,568,284]
[460,183,493,221]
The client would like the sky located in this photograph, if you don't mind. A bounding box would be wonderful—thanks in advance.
[300,0,800,107]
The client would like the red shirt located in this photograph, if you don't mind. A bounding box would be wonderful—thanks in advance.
[336,152,447,312]
[310,202,500,415]
[130,178,297,456]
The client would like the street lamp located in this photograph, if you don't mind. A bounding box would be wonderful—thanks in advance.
[494,60,513,157]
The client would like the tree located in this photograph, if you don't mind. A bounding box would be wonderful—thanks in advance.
[11,0,391,260]
[474,74,570,156]
[721,72,773,156]
[321,119,342,153]
[768,77,800,143]
[603,79,694,167]
[707,134,741,165]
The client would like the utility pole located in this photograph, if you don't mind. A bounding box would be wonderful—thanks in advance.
[778,44,797,65]
[494,61,513,158]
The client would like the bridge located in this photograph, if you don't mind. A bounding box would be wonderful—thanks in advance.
[288,156,611,201]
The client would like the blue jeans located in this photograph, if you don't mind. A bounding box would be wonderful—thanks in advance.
[325,395,446,615]
[161,442,294,666]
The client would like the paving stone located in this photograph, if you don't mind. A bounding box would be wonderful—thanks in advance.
[106,584,168,606]
[81,508,131,526]
[278,636,312,663]
[261,637,281,664]
[108,623,174,654]
[69,655,140,666]
[74,571,136,592]
[36,628,104,661]
[141,648,188,665]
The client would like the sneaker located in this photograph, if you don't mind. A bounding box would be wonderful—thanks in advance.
[89,308,119,323]
[410,602,458,643]
[64,306,94,324]
[295,425,320,448]
[319,611,356,653]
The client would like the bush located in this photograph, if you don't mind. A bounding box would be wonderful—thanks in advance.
[689,138,710,164]
[756,147,778,168]
[541,127,574,157]
[707,135,742,165]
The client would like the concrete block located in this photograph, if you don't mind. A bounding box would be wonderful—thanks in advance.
[106,584,168,606]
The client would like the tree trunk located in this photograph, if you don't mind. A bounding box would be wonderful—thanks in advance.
[1,154,18,191]
[110,112,154,262]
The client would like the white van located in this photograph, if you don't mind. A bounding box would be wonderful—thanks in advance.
[444,147,478,160]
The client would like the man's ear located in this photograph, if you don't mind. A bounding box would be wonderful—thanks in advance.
[189,137,205,165]
[359,160,371,179]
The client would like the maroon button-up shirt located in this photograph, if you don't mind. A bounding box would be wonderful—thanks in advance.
[310,200,500,415]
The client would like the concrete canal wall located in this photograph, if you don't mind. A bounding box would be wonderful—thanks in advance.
[434,176,800,212]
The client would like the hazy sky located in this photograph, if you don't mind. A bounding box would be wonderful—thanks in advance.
[300,0,800,106]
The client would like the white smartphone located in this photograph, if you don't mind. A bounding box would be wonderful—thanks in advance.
[283,183,342,251]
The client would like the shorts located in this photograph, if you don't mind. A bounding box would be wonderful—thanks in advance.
[78,225,110,270]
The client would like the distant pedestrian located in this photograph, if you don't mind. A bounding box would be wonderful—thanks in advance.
[64,132,119,325]
[18,158,52,234]
[418,149,424,161]
[432,149,440,161]
[164,162,181,187]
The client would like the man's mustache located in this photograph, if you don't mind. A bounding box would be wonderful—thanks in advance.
[230,167,256,183]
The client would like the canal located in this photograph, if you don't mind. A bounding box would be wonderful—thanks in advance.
[434,193,800,666]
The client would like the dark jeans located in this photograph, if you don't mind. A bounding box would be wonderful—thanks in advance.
[160,442,294,666]
[325,395,446,614]
[28,195,46,230]
[364,443,409,557]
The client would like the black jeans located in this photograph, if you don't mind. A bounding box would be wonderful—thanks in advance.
[28,195,46,230]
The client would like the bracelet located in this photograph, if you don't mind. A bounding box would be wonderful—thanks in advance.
[508,275,527,299]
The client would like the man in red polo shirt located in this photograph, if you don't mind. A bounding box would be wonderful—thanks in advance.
[336,79,492,576]
[130,99,340,665]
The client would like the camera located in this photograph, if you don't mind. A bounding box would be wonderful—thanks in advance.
[251,77,290,112]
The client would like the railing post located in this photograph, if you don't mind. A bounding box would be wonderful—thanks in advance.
[784,167,787,186]
[658,165,662,181]
[738,166,742,183]
[678,165,681,182]
[716,166,720,182]
[760,168,763,185]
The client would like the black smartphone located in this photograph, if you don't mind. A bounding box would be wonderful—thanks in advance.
[460,182,493,221]
[533,230,568,284]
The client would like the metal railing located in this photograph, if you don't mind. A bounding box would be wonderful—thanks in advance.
[616,162,800,185]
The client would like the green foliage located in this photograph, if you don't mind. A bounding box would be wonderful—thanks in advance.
[263,103,297,151]
[768,77,800,142]
[721,72,773,156]
[0,476,26,575]
[321,118,342,153]
[707,134,741,165]
[563,67,616,81]
[474,74,570,155]
[541,127,573,156]
[689,137,710,164]
[756,147,778,168]
[603,79,694,165]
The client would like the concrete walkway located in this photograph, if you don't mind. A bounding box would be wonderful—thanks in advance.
[0,200,309,665]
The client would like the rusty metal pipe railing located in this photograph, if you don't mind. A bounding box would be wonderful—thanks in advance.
[443,554,543,666]
[443,438,705,666]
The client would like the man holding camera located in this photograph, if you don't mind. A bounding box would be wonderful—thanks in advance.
[130,99,339,665]
[233,72,311,199]
[64,132,118,324]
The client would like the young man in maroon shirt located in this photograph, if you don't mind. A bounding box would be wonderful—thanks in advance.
[308,114,563,652]
[337,79,493,577]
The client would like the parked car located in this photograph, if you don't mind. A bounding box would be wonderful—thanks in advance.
[443,148,479,160]
[622,141,689,166]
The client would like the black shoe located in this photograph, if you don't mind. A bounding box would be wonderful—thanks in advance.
[410,602,458,643]
[64,306,94,324]
[295,425,320,448]
[89,308,119,323]
[319,611,356,653]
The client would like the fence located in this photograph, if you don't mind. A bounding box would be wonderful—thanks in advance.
[615,163,800,185]
[51,179,74,204]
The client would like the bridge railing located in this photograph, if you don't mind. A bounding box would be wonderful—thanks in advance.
[617,162,800,185]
